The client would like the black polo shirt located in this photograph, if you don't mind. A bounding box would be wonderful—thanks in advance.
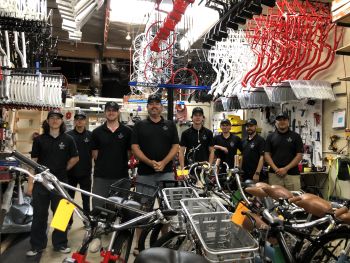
[66,129,92,178]
[213,133,242,169]
[31,133,78,181]
[242,134,265,179]
[180,126,214,166]
[132,117,179,175]
[91,123,132,179]
[265,129,303,175]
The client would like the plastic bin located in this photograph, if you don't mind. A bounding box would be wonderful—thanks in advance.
[189,212,258,262]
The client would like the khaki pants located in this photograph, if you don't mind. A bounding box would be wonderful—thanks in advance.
[268,173,301,191]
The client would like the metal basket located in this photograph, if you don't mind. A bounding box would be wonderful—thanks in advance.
[162,187,199,231]
[188,212,258,262]
[180,198,229,219]
[109,178,158,212]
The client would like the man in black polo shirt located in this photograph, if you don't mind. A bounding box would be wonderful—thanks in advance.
[213,119,242,173]
[67,111,92,213]
[265,112,303,191]
[91,101,132,207]
[131,94,179,186]
[241,118,265,182]
[90,101,132,253]
[179,107,214,169]
[27,109,79,257]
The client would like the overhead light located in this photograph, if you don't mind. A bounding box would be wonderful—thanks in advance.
[126,32,131,41]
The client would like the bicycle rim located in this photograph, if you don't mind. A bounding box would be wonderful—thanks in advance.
[138,224,163,251]
[301,227,350,263]
[111,230,133,263]
[153,231,187,250]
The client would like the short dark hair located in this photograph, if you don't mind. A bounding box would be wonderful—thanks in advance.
[220,119,231,125]
[147,94,162,104]
[191,107,204,117]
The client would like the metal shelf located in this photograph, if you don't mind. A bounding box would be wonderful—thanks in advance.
[335,14,350,27]
[336,43,350,55]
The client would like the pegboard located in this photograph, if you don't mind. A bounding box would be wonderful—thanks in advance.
[245,100,323,168]
[282,100,323,168]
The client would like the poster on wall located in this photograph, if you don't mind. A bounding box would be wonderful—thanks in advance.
[332,110,346,129]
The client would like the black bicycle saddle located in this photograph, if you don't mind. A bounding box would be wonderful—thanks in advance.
[134,247,210,263]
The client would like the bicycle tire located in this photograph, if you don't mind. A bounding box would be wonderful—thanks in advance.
[138,223,163,251]
[152,231,187,250]
[300,226,350,263]
[110,230,133,263]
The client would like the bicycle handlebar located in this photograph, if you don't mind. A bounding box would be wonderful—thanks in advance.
[12,150,46,172]
[9,151,177,229]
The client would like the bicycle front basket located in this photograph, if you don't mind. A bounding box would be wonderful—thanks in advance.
[189,212,258,262]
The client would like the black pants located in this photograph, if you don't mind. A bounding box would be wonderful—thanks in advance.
[30,183,68,250]
[67,175,91,212]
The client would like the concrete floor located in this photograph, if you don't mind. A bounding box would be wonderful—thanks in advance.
[35,193,136,263]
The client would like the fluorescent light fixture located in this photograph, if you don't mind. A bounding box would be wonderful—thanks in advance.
[110,0,172,24]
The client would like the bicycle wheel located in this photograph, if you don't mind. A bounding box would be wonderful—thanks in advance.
[301,226,350,263]
[138,223,163,251]
[111,230,133,263]
[152,231,187,250]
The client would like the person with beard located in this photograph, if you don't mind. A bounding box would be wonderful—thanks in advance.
[66,111,92,214]
[131,94,179,187]
[241,118,265,182]
[89,101,132,252]
[213,119,242,173]
[265,112,303,191]
[26,109,79,256]
[131,94,180,256]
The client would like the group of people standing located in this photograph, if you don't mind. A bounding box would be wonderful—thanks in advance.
[25,94,303,257]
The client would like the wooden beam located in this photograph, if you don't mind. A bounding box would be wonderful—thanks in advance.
[103,48,130,59]
[57,42,100,59]
[57,42,130,60]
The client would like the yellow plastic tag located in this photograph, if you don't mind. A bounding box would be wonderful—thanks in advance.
[50,199,75,232]
[231,202,249,226]
[177,169,189,176]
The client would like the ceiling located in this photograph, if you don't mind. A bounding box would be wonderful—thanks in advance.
[49,0,143,61]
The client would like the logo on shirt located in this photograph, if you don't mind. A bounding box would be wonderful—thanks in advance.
[287,137,293,143]
[84,137,90,143]
[118,133,124,139]
[202,134,207,141]
[230,142,235,147]
[58,142,66,150]
[250,143,255,149]
[163,125,168,131]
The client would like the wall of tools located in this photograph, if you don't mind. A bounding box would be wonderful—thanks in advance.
[246,99,323,169]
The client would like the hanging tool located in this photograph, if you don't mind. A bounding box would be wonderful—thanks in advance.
[316,131,320,141]
[328,135,340,152]
[292,119,296,132]
[313,112,320,126]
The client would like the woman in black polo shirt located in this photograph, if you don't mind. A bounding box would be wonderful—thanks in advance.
[26,110,79,257]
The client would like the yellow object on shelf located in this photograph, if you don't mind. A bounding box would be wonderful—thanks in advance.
[304,167,312,173]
